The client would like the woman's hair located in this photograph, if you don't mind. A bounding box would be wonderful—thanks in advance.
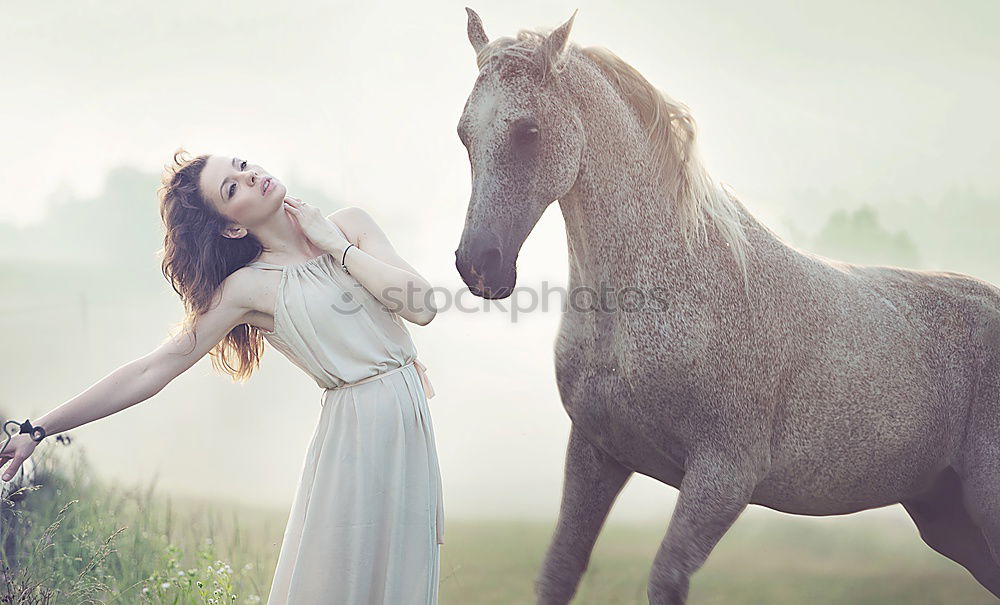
[156,147,267,382]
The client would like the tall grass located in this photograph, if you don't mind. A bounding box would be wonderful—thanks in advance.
[1,436,995,604]
[0,438,271,604]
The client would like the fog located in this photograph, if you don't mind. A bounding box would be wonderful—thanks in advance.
[2,0,997,523]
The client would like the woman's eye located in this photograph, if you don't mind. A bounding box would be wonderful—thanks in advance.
[229,160,249,198]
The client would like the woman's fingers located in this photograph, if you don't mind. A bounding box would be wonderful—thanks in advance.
[2,455,23,481]
[284,196,323,225]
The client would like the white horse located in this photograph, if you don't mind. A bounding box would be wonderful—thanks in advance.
[454,8,1000,604]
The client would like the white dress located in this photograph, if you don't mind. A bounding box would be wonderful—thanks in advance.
[246,251,444,605]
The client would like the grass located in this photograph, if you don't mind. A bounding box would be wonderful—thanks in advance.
[1,444,269,604]
[438,517,997,604]
[1,441,995,604]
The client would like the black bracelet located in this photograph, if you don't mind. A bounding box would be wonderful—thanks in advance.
[19,419,46,442]
[341,243,355,274]
[1,418,46,457]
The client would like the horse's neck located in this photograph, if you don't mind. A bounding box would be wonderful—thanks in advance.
[557,165,790,295]
[555,67,796,296]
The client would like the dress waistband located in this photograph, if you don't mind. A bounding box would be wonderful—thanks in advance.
[322,358,436,401]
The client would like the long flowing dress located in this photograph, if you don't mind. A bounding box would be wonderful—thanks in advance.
[245,250,444,605]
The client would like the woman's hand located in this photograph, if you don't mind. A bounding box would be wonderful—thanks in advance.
[283,197,351,257]
[1,434,39,482]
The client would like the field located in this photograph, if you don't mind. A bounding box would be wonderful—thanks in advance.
[2,448,994,604]
[439,516,996,604]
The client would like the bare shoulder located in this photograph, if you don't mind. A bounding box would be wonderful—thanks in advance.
[214,266,260,311]
[326,206,421,276]
[203,266,284,331]
[325,206,397,252]
[325,206,369,244]
[142,266,265,382]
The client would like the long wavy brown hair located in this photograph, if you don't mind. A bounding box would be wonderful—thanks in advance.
[156,147,267,382]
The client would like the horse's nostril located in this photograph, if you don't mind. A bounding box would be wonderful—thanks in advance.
[475,247,502,275]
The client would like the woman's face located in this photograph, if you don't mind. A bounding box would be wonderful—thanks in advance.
[199,154,286,238]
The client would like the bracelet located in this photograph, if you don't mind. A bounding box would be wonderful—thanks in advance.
[19,419,46,442]
[1,418,47,457]
[341,243,355,274]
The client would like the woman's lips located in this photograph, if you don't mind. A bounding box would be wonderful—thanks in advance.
[262,177,272,195]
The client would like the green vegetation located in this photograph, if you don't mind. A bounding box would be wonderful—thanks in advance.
[1,444,269,604]
[786,188,1000,284]
[2,441,994,604]
[810,204,920,268]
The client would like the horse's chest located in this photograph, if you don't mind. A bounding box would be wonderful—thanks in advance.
[554,305,672,405]
[554,311,690,476]
[553,311,629,416]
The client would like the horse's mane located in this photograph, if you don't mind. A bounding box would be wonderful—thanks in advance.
[475,31,751,280]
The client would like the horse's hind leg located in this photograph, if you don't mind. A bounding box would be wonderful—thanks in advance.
[902,467,1000,597]
[954,351,1000,595]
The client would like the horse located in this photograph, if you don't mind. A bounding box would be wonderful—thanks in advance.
[453,8,1000,604]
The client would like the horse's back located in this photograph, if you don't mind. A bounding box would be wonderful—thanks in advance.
[855,265,1000,476]
[851,264,1000,369]
[751,259,999,510]
[846,263,1000,469]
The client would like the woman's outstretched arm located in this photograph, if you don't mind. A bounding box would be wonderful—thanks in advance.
[38,270,257,437]
[0,269,256,480]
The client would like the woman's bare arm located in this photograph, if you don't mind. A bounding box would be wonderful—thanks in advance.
[327,207,438,326]
[31,269,258,438]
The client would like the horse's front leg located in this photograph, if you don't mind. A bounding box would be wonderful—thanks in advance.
[535,423,632,605]
[648,454,766,605]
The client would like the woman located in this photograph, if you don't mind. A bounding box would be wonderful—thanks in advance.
[0,149,444,604]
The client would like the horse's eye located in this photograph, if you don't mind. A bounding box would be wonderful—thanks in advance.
[513,121,540,147]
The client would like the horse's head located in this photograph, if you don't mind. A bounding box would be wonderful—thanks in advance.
[454,8,583,299]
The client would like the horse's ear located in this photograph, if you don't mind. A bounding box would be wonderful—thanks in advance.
[466,7,489,57]
[534,9,578,81]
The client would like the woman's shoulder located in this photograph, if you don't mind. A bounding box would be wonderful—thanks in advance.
[218,265,277,317]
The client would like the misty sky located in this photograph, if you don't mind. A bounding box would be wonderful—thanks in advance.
[4,0,998,233]
[2,0,998,522]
